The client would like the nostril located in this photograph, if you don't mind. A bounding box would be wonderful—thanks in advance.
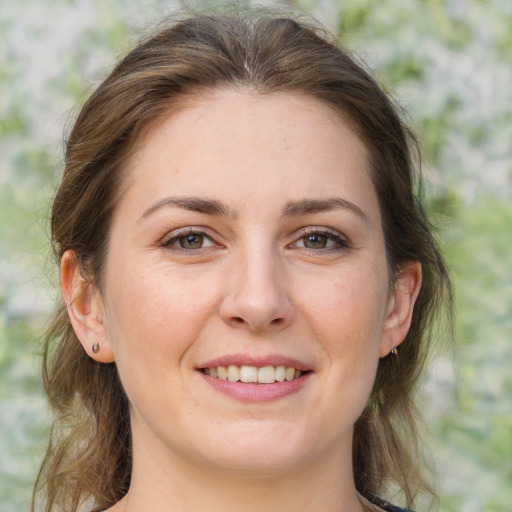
[230,316,284,328]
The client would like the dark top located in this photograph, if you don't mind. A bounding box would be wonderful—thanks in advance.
[369,496,413,512]
[378,501,413,512]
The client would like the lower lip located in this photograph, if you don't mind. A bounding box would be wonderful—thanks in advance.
[198,371,312,402]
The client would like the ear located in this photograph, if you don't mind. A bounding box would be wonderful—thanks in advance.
[379,261,422,358]
[60,249,115,363]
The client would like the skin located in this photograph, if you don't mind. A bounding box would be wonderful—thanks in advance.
[61,90,421,512]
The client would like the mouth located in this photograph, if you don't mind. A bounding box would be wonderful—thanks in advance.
[201,365,307,384]
[197,357,312,402]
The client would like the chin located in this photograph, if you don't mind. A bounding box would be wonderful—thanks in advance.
[196,420,316,473]
[205,449,305,475]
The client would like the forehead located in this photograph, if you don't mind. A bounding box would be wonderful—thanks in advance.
[119,89,378,220]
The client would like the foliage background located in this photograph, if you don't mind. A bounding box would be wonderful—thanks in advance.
[0,0,510,511]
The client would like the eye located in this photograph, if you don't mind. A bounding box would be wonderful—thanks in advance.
[291,229,350,251]
[300,233,331,249]
[177,233,206,249]
[161,229,217,250]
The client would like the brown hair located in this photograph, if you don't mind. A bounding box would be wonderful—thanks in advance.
[33,8,452,512]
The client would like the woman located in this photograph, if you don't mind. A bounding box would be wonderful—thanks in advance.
[33,8,452,512]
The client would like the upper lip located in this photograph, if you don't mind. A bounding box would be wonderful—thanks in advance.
[198,354,312,372]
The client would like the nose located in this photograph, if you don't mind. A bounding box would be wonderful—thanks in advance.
[219,248,294,332]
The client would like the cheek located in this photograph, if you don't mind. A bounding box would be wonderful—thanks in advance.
[297,263,389,406]
[101,263,221,422]
[293,269,388,440]
[102,260,220,369]
[299,264,389,348]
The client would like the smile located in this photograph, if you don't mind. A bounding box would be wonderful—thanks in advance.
[202,365,304,384]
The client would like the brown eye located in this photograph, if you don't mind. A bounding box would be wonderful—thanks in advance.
[162,229,217,251]
[302,234,328,249]
[291,229,350,252]
[179,234,204,249]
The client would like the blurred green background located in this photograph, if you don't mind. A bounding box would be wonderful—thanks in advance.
[0,0,510,511]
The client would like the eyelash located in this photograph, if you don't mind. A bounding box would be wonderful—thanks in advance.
[290,227,351,253]
[160,227,351,253]
[160,227,219,252]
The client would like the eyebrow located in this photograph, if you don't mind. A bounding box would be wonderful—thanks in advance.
[138,196,232,222]
[282,198,369,223]
[138,195,368,223]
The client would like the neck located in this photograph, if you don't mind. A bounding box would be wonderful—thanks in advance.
[113,423,365,512]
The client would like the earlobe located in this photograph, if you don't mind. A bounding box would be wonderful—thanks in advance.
[379,261,422,358]
[60,250,115,363]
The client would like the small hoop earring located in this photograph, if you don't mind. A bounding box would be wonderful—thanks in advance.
[92,342,100,354]
[390,347,398,356]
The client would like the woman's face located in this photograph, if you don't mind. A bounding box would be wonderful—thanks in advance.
[81,90,416,475]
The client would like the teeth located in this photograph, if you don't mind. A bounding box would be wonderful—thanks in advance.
[205,365,303,384]
[227,365,240,382]
[217,366,228,380]
[257,365,275,384]
[240,365,258,383]
[275,365,286,382]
